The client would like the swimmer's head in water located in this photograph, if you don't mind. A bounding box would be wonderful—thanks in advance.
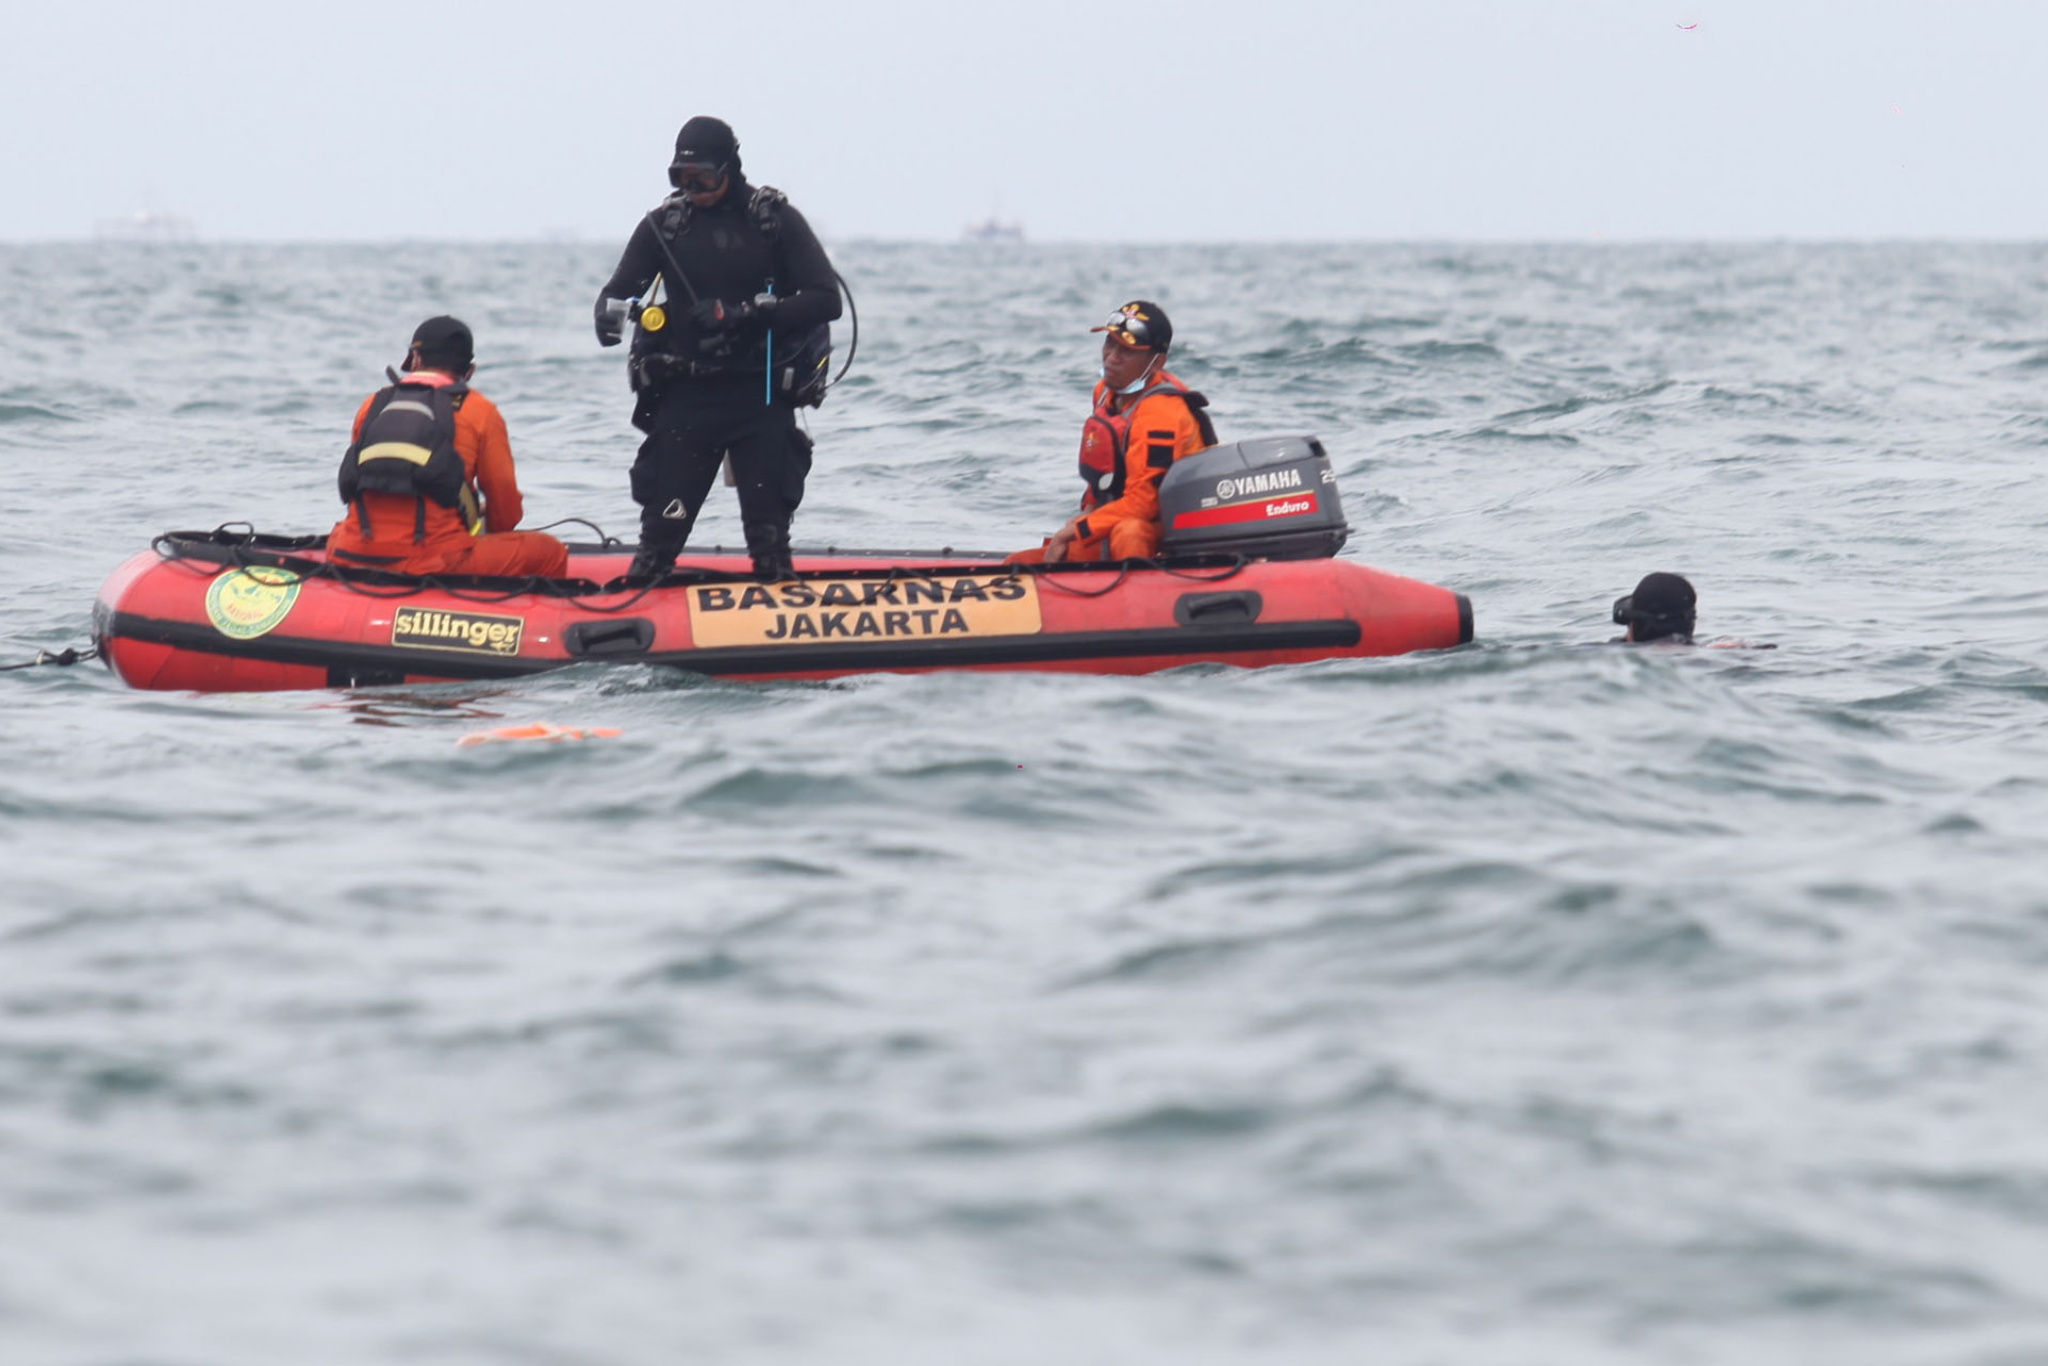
[1613,572,1696,643]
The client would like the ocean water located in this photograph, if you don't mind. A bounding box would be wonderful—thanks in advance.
[4,239,2048,1364]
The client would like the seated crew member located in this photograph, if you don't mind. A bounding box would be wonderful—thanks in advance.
[1010,300,1215,564]
[327,317,568,579]
[1611,572,1697,644]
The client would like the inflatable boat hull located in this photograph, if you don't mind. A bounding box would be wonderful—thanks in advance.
[94,538,1472,692]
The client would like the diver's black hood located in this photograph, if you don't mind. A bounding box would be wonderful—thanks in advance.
[672,116,741,176]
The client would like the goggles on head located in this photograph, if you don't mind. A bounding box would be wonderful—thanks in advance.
[1613,596,1691,631]
[1095,306,1155,349]
[669,161,728,193]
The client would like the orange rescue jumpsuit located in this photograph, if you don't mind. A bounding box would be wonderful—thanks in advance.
[1012,369,1211,563]
[326,375,568,578]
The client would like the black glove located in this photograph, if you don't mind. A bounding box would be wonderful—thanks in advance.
[595,296,624,347]
[689,296,753,334]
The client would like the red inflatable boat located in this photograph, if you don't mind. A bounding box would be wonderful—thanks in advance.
[93,532,1471,692]
[91,436,1473,692]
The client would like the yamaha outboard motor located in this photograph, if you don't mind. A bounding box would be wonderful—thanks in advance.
[1158,434,1349,560]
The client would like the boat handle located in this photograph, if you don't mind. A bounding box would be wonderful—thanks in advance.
[1174,591,1264,627]
[564,619,656,657]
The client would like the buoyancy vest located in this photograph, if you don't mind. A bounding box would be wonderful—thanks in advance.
[1076,369,1217,506]
[634,185,832,402]
[336,370,483,544]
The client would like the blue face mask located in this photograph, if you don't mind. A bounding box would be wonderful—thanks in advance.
[1099,356,1160,395]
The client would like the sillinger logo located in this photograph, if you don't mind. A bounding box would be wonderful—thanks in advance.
[391,607,525,656]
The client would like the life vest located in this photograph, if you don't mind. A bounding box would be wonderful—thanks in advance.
[1076,369,1217,506]
[336,370,482,544]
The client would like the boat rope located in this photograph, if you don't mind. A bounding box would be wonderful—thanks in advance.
[146,524,1250,614]
[528,516,629,547]
[152,525,630,608]
[1019,554,1248,598]
[0,645,99,672]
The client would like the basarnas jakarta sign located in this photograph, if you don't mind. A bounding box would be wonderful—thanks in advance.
[686,574,1042,647]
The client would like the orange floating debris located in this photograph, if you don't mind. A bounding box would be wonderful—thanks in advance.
[457,722,623,747]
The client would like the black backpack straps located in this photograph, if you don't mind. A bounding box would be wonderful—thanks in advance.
[753,186,798,282]
[339,383,398,503]
[350,384,400,449]
[656,192,691,238]
[642,201,702,305]
[1138,379,1219,450]
[1184,390,1218,447]
[407,383,460,540]
[750,184,787,239]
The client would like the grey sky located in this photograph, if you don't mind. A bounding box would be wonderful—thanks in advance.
[4,1,2042,242]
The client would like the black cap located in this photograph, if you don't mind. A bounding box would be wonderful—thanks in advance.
[671,116,740,174]
[408,315,473,370]
[1091,300,1172,353]
[1613,572,1696,641]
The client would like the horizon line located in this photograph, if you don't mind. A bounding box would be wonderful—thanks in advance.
[5,232,2048,248]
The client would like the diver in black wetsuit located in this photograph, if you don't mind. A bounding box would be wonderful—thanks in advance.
[1608,572,1774,649]
[594,116,842,583]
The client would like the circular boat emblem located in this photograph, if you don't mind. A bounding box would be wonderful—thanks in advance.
[1216,478,1237,499]
[204,566,303,640]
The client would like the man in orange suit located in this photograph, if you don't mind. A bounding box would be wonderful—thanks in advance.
[1013,300,1216,564]
[327,317,567,578]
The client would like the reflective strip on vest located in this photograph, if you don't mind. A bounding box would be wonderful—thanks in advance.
[355,441,437,467]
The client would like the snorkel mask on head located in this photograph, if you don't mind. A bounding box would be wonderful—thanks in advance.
[669,161,729,194]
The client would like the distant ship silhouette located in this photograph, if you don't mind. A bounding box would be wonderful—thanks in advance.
[95,210,196,241]
[962,216,1024,243]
